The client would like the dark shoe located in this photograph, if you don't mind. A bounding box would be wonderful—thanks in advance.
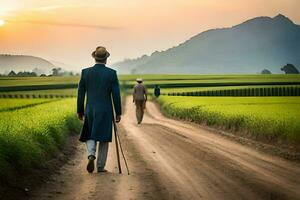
[97,168,108,173]
[87,155,96,173]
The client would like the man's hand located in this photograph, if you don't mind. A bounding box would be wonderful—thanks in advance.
[115,115,121,123]
[77,113,84,121]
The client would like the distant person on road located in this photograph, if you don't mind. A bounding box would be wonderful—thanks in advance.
[77,46,121,173]
[133,78,147,124]
[154,85,160,98]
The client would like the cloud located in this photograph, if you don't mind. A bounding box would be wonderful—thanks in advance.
[6,19,120,30]
[35,5,67,11]
[33,4,85,11]
[3,4,119,30]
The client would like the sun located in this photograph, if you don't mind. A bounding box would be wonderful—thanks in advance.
[0,19,5,26]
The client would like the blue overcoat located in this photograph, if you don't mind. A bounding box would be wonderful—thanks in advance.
[77,64,122,142]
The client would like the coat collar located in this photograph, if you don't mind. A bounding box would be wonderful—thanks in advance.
[94,63,106,67]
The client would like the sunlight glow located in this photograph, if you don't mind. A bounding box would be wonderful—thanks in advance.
[0,19,5,26]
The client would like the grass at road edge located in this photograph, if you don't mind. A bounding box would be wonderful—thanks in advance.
[0,98,81,187]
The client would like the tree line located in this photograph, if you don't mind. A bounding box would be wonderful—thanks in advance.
[261,64,299,74]
[0,68,78,77]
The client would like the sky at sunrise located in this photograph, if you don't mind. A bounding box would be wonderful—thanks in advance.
[0,0,300,71]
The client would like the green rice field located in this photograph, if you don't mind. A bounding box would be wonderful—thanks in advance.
[119,74,300,83]
[0,74,299,184]
[157,96,300,144]
[1,74,299,88]
[0,88,77,98]
[0,98,80,183]
[158,85,300,94]
[0,76,79,87]
[0,99,55,112]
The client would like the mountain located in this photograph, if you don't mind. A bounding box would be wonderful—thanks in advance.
[0,54,56,75]
[112,14,300,74]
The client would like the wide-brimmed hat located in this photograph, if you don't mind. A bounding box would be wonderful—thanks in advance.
[136,78,143,82]
[92,46,110,60]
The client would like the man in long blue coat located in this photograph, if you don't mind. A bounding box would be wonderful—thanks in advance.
[77,46,122,173]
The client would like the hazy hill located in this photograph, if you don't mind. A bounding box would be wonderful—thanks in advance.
[112,14,300,74]
[49,60,77,72]
[0,54,55,75]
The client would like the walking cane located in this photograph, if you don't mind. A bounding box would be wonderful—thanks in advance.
[111,96,130,175]
[113,116,122,174]
[113,118,130,175]
[112,115,130,175]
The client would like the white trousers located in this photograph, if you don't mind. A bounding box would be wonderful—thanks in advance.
[86,140,109,169]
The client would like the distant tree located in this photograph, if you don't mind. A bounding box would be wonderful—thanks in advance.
[51,68,74,76]
[17,71,37,77]
[52,67,62,76]
[8,70,17,77]
[40,74,47,77]
[261,69,272,74]
[281,64,299,74]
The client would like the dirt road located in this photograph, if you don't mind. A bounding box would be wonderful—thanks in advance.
[31,97,300,200]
